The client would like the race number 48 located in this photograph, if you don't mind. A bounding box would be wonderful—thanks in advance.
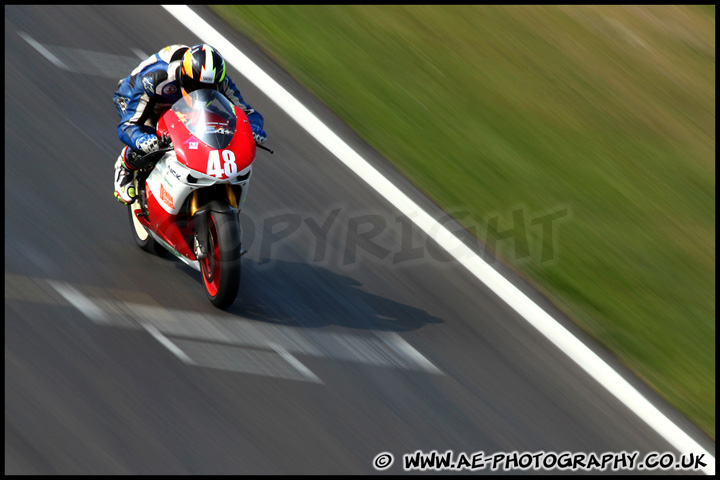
[207,150,237,178]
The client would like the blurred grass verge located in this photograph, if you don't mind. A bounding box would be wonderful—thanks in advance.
[210,5,715,438]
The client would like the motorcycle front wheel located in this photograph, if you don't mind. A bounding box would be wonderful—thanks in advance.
[201,205,241,309]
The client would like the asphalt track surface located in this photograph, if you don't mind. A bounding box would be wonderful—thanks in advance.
[5,5,714,475]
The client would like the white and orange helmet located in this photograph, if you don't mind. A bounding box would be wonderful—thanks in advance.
[179,44,227,95]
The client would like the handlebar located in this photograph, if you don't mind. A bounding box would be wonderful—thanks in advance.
[256,143,273,154]
[132,147,173,169]
[132,141,272,169]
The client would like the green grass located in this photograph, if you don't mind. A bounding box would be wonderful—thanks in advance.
[211,5,715,437]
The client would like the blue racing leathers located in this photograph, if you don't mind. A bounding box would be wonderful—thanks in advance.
[113,44,264,152]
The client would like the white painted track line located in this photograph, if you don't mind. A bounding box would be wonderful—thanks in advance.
[17,31,67,69]
[48,281,108,323]
[142,323,195,365]
[162,5,714,474]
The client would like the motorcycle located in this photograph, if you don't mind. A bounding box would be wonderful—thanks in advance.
[125,88,271,309]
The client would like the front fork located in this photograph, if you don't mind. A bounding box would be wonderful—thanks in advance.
[190,186,245,260]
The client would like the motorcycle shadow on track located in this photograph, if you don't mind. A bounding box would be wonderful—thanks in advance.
[174,257,444,332]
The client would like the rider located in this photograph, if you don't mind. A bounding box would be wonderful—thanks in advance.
[112,43,267,204]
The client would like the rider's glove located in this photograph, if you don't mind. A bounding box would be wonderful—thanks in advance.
[252,125,267,145]
[159,132,173,149]
[136,134,159,153]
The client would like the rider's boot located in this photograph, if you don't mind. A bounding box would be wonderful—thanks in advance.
[114,146,138,205]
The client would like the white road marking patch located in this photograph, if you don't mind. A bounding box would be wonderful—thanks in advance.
[48,281,108,323]
[131,48,149,59]
[268,342,323,383]
[16,277,441,383]
[142,323,195,365]
[17,32,144,79]
[160,5,715,474]
[17,32,66,70]
[375,332,443,375]
[175,340,313,382]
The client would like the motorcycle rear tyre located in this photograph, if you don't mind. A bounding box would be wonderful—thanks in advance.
[128,204,166,257]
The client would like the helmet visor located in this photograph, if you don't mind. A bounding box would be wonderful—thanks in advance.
[181,74,221,94]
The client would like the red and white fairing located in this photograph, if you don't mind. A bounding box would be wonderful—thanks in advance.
[132,89,255,262]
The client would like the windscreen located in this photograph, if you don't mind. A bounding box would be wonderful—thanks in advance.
[171,89,237,149]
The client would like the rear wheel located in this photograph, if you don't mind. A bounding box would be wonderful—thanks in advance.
[127,176,166,256]
[128,204,166,256]
[201,208,241,309]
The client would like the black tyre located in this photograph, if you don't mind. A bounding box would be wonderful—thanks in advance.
[128,202,166,257]
[200,205,241,309]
